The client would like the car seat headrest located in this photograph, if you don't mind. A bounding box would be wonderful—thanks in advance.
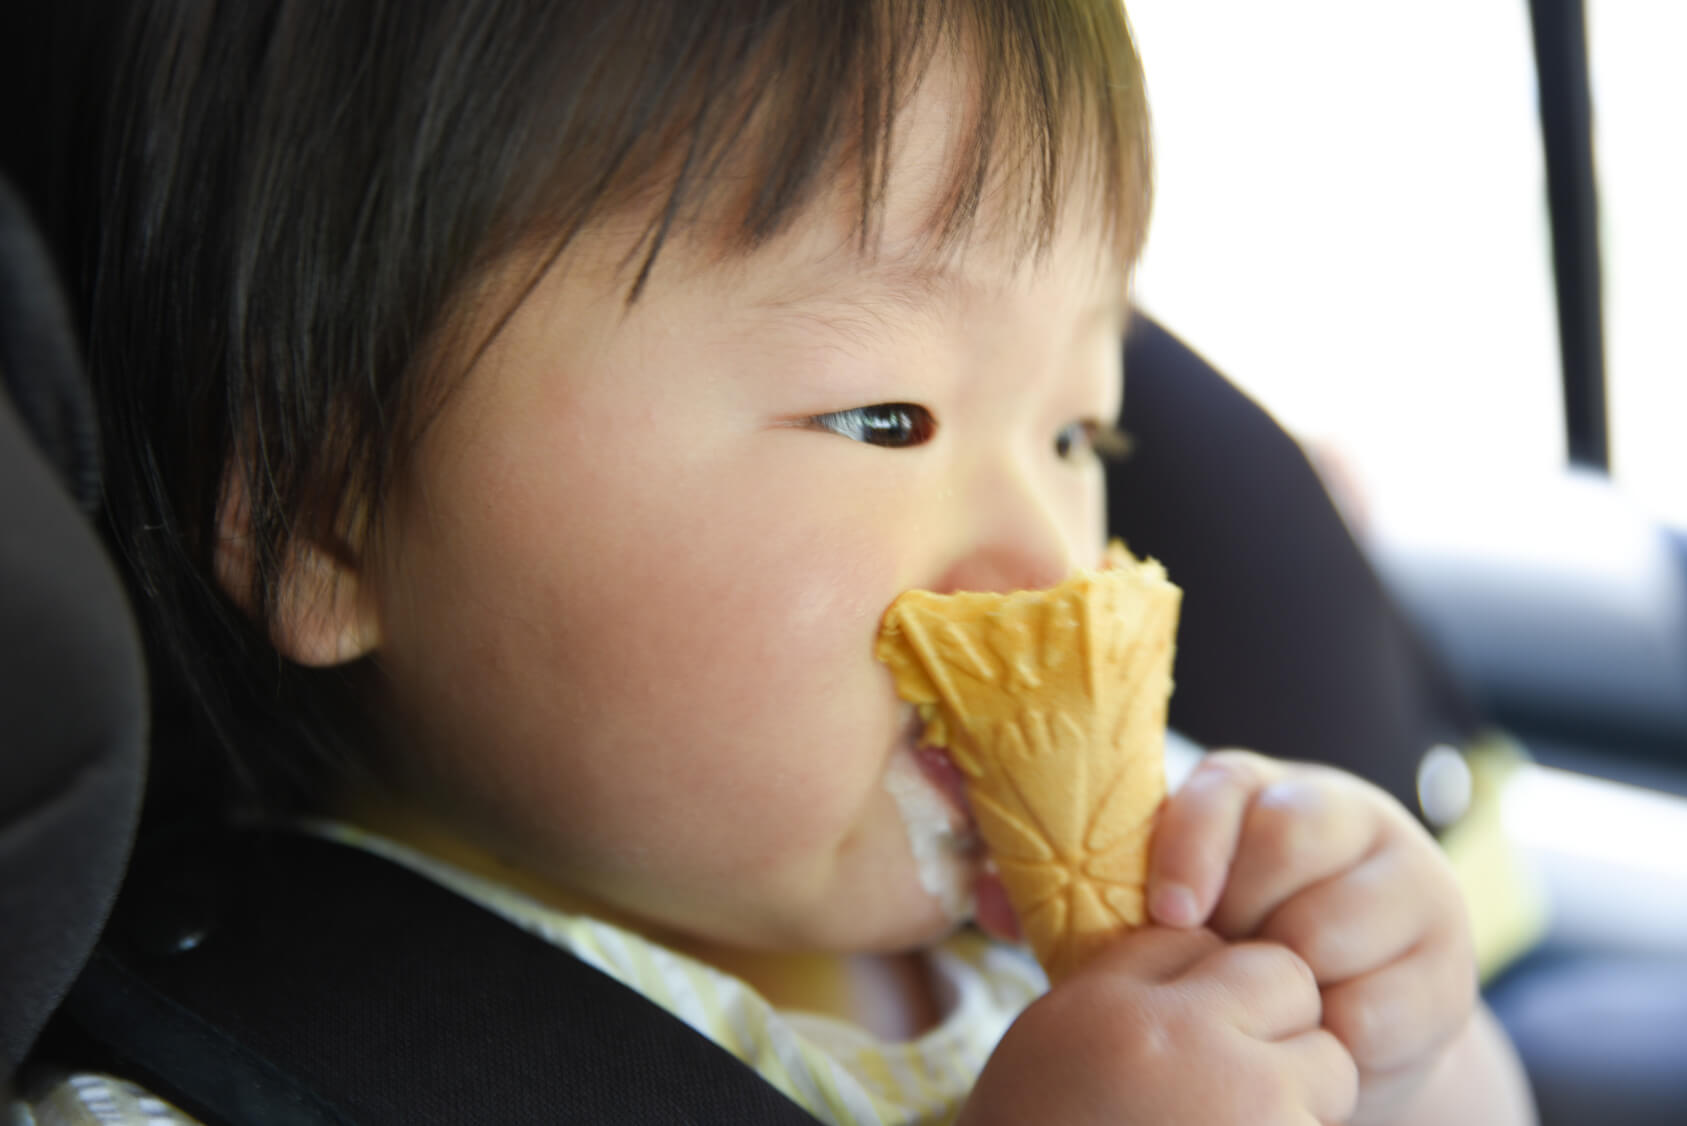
[0,177,96,513]
[0,172,146,1087]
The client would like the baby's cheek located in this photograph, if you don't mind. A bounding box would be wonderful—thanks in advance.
[576,582,872,783]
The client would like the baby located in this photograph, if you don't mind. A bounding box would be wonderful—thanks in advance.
[35,1,1533,1123]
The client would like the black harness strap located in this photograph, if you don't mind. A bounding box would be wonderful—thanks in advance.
[56,830,820,1125]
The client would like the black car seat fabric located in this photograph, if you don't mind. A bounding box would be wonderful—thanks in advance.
[0,175,147,1086]
[0,180,98,514]
[1111,316,1483,814]
[56,828,820,1126]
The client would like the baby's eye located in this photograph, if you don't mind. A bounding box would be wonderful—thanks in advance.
[1054,419,1134,463]
[809,403,937,448]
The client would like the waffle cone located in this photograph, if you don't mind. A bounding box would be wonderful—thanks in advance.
[875,542,1180,983]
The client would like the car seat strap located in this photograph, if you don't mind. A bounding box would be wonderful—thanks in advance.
[54,829,819,1125]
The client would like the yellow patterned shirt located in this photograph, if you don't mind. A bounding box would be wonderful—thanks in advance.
[17,823,1047,1126]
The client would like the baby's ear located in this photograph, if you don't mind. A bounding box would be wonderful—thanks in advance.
[213,471,382,667]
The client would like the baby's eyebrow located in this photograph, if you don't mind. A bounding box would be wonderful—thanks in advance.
[741,249,1132,347]
[753,259,973,325]
[731,260,977,359]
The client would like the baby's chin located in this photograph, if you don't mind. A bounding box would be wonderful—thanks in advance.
[672,903,965,968]
[854,897,976,954]
[829,856,990,955]
[752,865,978,956]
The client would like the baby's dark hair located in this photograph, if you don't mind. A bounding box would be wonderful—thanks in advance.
[65,0,1151,816]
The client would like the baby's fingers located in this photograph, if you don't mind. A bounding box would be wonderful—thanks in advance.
[1209,771,1384,939]
[1321,937,1477,1077]
[1199,941,1324,1041]
[1148,750,1284,927]
[1276,1028,1360,1126]
[1258,845,1438,984]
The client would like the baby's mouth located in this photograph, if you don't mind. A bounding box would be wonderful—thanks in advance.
[882,712,979,923]
[909,728,977,838]
[885,712,1023,943]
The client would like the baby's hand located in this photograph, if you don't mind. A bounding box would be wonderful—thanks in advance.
[1148,751,1478,1125]
[959,927,1357,1125]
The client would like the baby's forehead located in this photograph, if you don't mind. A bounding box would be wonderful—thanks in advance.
[512,186,1127,346]
[722,230,1131,327]
[639,115,1132,315]
[716,56,1136,288]
[549,27,1142,298]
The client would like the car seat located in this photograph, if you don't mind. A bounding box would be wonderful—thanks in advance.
[0,172,146,1092]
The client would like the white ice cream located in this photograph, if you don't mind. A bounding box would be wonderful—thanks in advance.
[883,750,977,923]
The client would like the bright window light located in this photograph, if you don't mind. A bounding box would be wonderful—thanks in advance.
[1127,2,1564,498]
[1504,764,1687,953]
[1586,4,1687,530]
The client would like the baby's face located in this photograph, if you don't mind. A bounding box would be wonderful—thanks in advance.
[365,77,1130,957]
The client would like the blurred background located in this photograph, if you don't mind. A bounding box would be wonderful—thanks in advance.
[1127,0,1687,800]
[1121,10,1687,1119]
[1130,0,1685,530]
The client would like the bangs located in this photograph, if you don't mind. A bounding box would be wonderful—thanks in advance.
[501,0,1153,298]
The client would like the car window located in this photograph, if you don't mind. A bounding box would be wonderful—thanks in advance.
[1586,3,1687,529]
[1126,2,1564,510]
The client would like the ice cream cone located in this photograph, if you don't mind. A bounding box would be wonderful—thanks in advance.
[876,542,1180,983]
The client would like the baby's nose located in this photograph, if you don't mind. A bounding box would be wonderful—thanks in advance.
[930,481,1083,597]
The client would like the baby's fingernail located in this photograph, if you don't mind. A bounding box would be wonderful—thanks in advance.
[1151,883,1200,927]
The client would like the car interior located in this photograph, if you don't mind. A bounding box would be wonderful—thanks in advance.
[3,1,1684,1123]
